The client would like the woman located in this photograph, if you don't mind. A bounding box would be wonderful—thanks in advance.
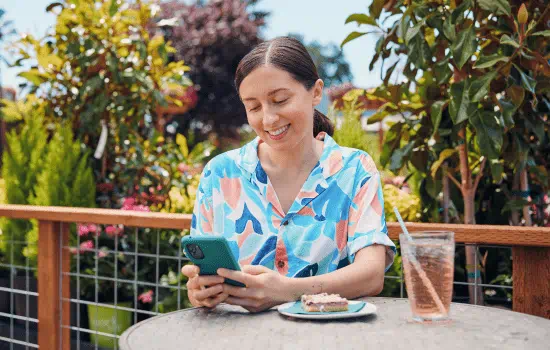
[182,37,396,313]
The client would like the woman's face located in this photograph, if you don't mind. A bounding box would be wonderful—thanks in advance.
[239,65,323,152]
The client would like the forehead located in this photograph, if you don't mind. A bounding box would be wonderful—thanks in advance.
[239,65,302,98]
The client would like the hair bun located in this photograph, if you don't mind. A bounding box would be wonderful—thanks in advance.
[313,109,334,137]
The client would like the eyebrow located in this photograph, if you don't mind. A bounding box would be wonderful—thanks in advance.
[242,88,290,102]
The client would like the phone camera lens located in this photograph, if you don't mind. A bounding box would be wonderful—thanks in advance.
[187,244,204,259]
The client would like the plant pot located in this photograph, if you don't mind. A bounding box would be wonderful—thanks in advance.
[87,301,133,349]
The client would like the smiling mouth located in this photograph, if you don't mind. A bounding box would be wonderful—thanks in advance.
[266,124,290,136]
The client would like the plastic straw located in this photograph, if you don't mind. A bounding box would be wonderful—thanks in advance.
[393,207,446,314]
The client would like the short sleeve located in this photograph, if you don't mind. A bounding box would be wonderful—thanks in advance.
[347,169,396,271]
[190,163,214,236]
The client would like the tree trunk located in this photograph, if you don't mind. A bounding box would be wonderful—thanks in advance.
[463,190,484,305]
[443,163,450,224]
[511,171,520,225]
[457,130,484,305]
[520,170,532,226]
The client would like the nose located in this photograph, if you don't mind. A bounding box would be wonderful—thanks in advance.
[263,109,280,129]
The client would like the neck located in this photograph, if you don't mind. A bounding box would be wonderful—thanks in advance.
[259,135,321,173]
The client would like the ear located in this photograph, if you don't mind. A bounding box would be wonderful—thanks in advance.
[312,79,324,107]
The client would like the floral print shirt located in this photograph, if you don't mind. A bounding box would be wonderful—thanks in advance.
[191,132,396,277]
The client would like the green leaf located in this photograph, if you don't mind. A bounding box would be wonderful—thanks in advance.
[380,122,403,167]
[500,34,519,48]
[477,0,511,16]
[430,101,446,136]
[470,111,503,159]
[434,58,452,84]
[506,85,525,107]
[452,27,476,69]
[390,142,414,173]
[442,17,456,42]
[17,69,50,86]
[501,199,530,213]
[369,0,385,19]
[430,149,457,178]
[410,148,429,172]
[383,61,399,86]
[405,21,423,45]
[498,99,517,128]
[176,134,189,158]
[490,161,503,183]
[345,14,377,26]
[531,30,550,37]
[451,0,472,23]
[513,64,537,94]
[474,54,509,69]
[469,71,497,102]
[341,31,368,47]
[109,0,119,17]
[449,80,476,124]
[409,35,431,69]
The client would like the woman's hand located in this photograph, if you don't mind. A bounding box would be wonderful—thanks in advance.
[217,265,294,313]
[181,265,228,308]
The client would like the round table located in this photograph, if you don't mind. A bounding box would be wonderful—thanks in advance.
[119,297,550,350]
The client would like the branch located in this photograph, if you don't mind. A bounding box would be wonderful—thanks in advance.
[447,172,462,190]
[473,157,487,192]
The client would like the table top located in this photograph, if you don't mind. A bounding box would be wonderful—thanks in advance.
[119,297,550,350]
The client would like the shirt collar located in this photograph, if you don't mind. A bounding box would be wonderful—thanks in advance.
[236,131,344,181]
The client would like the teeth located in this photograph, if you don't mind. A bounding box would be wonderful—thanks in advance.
[269,125,289,136]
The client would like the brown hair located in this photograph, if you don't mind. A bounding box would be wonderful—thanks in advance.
[234,36,334,137]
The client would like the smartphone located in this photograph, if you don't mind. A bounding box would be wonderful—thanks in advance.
[181,236,245,287]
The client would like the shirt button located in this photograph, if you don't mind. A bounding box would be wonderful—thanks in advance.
[277,260,285,268]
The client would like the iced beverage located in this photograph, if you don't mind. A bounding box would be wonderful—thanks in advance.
[399,231,455,322]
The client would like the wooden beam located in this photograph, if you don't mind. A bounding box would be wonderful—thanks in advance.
[0,204,192,230]
[38,221,71,350]
[387,222,550,247]
[513,247,550,319]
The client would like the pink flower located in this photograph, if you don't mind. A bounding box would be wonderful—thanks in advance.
[88,224,99,234]
[105,225,123,237]
[122,197,136,210]
[138,290,153,304]
[98,250,108,258]
[80,240,94,252]
[69,247,78,254]
[77,224,89,237]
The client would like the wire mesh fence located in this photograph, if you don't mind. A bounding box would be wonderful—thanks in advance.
[0,219,516,349]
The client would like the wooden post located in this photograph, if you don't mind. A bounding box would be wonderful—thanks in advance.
[513,246,550,319]
[38,220,71,350]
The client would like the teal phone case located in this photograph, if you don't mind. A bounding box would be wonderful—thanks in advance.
[181,236,245,287]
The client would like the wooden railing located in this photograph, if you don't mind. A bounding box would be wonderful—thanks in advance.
[0,204,549,349]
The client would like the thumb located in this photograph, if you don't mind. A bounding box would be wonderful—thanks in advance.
[181,264,200,278]
[242,265,270,275]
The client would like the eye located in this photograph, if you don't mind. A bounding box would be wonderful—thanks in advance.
[249,105,261,112]
[274,98,288,105]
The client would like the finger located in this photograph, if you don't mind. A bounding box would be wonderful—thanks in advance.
[187,276,200,290]
[196,275,225,288]
[195,284,224,301]
[217,268,251,286]
[223,284,258,299]
[181,265,200,278]
[203,293,229,309]
[241,265,269,275]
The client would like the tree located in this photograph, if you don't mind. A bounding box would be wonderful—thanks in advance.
[343,0,550,304]
[10,0,193,198]
[289,33,353,87]
[156,0,267,137]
